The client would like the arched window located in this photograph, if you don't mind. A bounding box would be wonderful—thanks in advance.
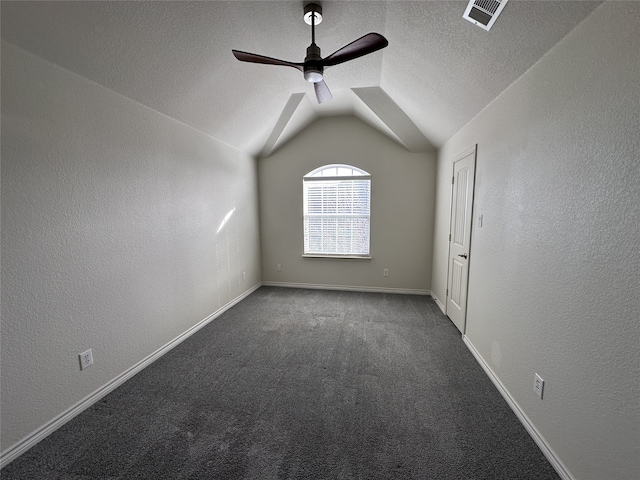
[303,164,371,257]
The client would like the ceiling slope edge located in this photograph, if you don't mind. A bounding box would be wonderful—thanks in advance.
[259,93,306,158]
[352,87,435,153]
[259,93,319,158]
[259,86,436,158]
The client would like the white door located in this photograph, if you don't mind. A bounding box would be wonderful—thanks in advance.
[446,147,476,333]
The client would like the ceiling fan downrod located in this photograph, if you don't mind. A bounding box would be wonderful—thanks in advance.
[304,3,323,83]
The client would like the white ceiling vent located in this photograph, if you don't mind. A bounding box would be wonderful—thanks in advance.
[463,0,509,31]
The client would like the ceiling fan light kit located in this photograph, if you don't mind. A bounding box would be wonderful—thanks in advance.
[232,2,388,104]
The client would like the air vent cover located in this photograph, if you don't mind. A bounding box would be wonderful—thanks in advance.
[463,0,509,31]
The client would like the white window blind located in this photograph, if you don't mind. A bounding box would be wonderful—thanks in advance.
[303,165,371,256]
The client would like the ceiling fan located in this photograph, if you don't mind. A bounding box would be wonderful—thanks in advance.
[232,3,388,104]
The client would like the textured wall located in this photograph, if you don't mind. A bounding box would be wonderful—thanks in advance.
[431,3,639,479]
[1,42,261,454]
[260,116,436,293]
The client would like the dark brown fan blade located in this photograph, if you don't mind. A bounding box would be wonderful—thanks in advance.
[232,50,303,71]
[314,79,332,104]
[321,33,388,67]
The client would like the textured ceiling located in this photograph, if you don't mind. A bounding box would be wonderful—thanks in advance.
[1,1,601,157]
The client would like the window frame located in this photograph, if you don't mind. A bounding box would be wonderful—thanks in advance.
[302,164,372,259]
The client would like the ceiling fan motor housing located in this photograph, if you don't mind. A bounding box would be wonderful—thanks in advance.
[304,43,323,82]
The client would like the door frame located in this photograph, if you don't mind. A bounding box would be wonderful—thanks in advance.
[445,144,478,335]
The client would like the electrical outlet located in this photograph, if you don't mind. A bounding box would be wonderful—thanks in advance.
[79,349,93,370]
[277,264,282,272]
[533,373,544,399]
[242,271,246,281]
[383,269,389,277]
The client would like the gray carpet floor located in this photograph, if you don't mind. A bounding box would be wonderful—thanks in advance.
[2,287,560,479]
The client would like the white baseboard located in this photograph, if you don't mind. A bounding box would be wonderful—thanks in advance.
[462,336,574,480]
[262,281,430,296]
[431,292,446,314]
[0,283,262,469]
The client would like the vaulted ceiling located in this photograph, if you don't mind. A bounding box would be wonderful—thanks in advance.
[1,1,601,157]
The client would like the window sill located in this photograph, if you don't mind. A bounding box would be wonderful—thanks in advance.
[302,254,372,260]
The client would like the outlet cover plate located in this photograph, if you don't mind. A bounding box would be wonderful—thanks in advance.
[79,349,93,370]
[533,373,544,399]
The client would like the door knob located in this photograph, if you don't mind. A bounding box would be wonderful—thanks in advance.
[458,253,468,259]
